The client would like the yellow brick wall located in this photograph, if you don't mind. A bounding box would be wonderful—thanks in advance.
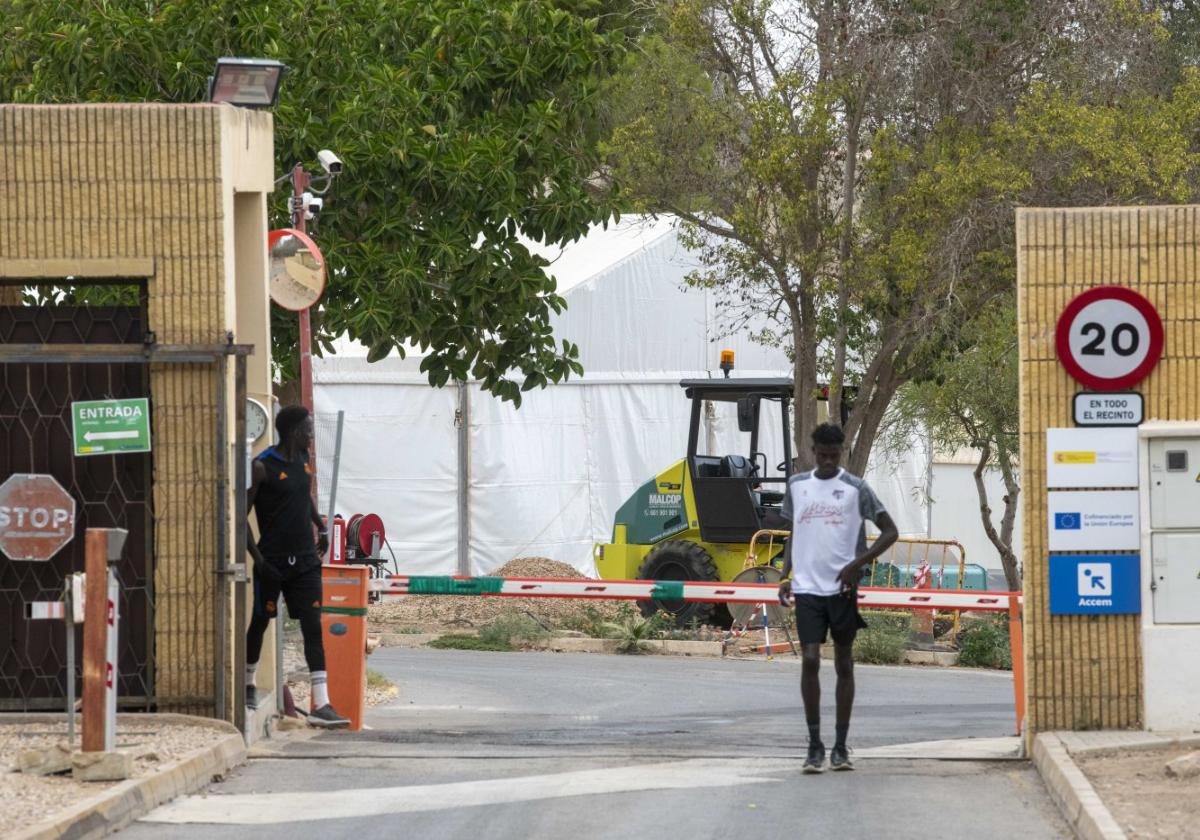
[1017,206,1200,731]
[0,104,226,714]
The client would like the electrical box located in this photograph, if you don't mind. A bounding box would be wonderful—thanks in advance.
[1150,532,1200,624]
[1148,437,1200,530]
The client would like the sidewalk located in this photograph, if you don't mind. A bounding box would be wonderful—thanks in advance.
[1033,729,1200,839]
[3,713,245,840]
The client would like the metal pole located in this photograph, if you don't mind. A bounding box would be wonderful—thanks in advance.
[104,568,119,751]
[291,164,318,505]
[64,577,75,746]
[324,410,345,560]
[233,354,249,734]
[456,381,470,575]
[214,353,228,723]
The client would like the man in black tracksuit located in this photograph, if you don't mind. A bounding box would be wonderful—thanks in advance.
[245,405,348,727]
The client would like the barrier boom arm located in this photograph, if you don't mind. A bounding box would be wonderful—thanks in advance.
[372,575,1022,612]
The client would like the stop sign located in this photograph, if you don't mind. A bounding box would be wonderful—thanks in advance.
[0,474,76,562]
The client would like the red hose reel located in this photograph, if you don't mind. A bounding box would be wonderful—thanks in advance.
[329,512,386,565]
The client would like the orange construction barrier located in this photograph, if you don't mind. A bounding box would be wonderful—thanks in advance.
[320,564,369,730]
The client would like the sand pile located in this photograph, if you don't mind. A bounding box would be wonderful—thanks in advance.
[369,557,626,631]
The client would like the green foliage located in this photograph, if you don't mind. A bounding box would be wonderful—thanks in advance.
[365,668,393,690]
[558,603,619,637]
[852,626,908,665]
[851,610,911,664]
[599,1,1200,471]
[956,618,1013,670]
[477,611,549,648]
[601,606,672,654]
[427,633,512,652]
[1,0,638,403]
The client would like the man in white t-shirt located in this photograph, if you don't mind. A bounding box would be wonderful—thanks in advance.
[776,423,898,773]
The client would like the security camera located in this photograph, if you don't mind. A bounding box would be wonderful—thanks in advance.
[301,192,323,220]
[317,149,343,176]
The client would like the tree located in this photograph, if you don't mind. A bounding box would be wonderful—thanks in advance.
[599,1,1176,471]
[1,0,638,403]
[884,303,1022,589]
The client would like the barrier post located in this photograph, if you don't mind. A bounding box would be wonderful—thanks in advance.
[1008,595,1026,735]
[82,528,126,752]
[321,564,368,730]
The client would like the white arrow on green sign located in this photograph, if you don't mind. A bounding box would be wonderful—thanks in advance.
[72,398,151,456]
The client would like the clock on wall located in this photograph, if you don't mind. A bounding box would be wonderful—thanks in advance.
[246,398,270,445]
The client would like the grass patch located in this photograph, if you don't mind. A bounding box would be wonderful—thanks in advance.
[366,668,393,689]
[852,625,908,664]
[478,612,550,648]
[956,618,1012,669]
[853,612,909,664]
[558,604,619,637]
[601,607,674,654]
[427,634,513,652]
[386,626,426,635]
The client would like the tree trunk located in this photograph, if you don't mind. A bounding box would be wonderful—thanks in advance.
[792,289,818,470]
[828,102,861,426]
[997,447,1022,590]
[972,443,1021,591]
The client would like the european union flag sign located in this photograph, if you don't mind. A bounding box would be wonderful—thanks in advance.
[1054,512,1082,530]
[1049,554,1141,615]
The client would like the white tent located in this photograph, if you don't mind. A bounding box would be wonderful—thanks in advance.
[313,216,931,577]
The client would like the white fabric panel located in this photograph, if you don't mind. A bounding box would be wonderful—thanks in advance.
[864,441,930,539]
[467,385,592,575]
[313,384,458,575]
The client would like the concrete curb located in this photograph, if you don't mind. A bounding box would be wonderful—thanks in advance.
[376,630,969,663]
[10,713,246,840]
[1032,732,1126,840]
[375,632,724,656]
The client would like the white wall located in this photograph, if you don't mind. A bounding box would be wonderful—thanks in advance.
[927,462,1023,579]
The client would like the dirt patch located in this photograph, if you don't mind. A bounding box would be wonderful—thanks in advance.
[1076,745,1200,839]
[0,717,230,836]
[368,557,626,632]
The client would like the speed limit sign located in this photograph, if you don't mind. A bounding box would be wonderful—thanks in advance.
[1055,286,1164,390]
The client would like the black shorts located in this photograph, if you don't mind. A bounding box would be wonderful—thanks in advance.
[253,554,322,619]
[794,592,868,645]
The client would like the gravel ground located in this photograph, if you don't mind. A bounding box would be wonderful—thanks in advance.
[0,717,230,836]
[368,557,626,632]
[286,674,399,714]
[1076,745,1200,838]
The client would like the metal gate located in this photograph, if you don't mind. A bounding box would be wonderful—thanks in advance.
[0,303,154,710]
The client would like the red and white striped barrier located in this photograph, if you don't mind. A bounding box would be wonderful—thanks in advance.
[368,572,1028,734]
[26,601,67,620]
[371,574,1022,612]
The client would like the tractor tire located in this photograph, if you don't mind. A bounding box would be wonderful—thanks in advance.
[636,540,720,627]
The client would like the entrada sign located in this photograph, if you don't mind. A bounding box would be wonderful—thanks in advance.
[72,398,151,456]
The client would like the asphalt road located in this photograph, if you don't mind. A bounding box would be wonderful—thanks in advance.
[129,649,1068,840]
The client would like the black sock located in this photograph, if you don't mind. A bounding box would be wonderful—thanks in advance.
[835,724,849,749]
[807,721,821,745]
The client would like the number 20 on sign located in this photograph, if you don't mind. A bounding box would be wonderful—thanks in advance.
[1056,286,1164,390]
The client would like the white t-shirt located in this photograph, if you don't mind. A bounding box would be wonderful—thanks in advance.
[782,468,888,596]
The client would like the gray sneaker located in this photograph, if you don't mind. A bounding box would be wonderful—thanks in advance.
[307,704,351,728]
[802,741,826,774]
[830,744,854,771]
